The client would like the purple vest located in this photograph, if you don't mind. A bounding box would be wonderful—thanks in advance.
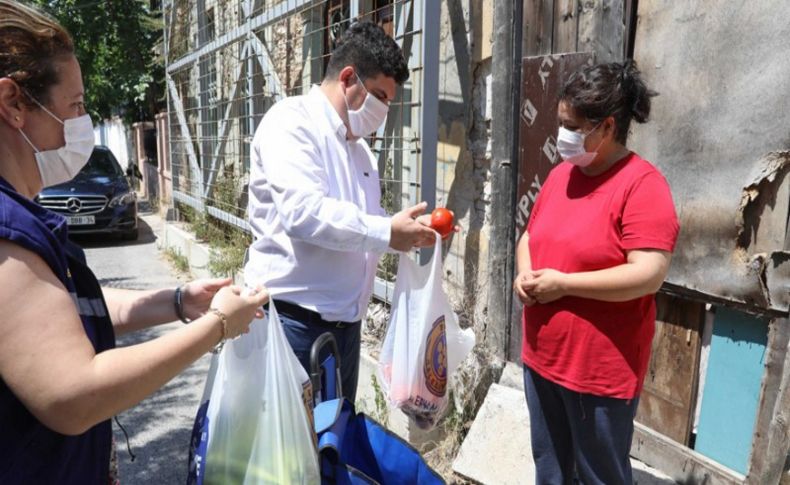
[0,177,115,484]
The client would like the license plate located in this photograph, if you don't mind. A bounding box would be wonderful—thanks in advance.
[67,215,95,226]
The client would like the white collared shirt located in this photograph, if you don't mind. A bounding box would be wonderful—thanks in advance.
[244,86,391,322]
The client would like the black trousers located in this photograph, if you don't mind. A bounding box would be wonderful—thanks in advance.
[523,365,639,485]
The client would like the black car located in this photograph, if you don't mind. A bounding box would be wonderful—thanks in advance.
[37,145,139,240]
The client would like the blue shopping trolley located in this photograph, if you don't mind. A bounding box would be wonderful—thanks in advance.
[310,333,445,485]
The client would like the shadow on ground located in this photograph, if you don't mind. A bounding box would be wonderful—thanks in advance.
[112,324,211,485]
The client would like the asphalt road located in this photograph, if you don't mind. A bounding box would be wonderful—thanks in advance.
[76,209,209,485]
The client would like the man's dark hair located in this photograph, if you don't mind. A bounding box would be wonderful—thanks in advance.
[325,21,409,85]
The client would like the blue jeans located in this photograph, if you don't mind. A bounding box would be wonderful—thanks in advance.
[279,313,362,404]
[523,365,639,485]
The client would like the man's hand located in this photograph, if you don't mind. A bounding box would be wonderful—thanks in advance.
[522,269,568,304]
[416,213,462,240]
[513,270,537,307]
[390,202,437,251]
[181,278,233,320]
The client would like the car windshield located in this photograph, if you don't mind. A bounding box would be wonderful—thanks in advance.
[81,150,123,177]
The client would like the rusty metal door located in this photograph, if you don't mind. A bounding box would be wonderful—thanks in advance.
[508,52,593,361]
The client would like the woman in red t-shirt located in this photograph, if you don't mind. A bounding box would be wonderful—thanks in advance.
[513,61,679,484]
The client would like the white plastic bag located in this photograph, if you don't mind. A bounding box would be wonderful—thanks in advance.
[378,236,476,428]
[203,300,319,485]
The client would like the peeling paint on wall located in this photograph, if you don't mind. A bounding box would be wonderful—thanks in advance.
[732,152,790,309]
[736,152,790,254]
[630,1,790,314]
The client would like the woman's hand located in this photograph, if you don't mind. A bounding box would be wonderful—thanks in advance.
[210,285,269,339]
[522,269,568,304]
[513,270,537,307]
[181,278,233,320]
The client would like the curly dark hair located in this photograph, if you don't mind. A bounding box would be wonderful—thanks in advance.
[560,60,658,144]
[325,21,409,85]
[0,0,74,107]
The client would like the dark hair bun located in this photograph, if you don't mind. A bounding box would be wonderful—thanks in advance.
[620,60,657,124]
[560,60,658,143]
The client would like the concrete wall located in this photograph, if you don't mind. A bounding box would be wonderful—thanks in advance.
[629,0,790,313]
[95,117,132,170]
[439,0,495,336]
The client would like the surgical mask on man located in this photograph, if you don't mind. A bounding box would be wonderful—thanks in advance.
[556,122,603,167]
[344,71,389,137]
[18,96,94,188]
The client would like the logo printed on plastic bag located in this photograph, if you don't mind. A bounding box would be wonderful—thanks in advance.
[423,315,448,397]
[378,235,476,429]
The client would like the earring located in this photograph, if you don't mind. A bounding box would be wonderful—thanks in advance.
[14,116,20,121]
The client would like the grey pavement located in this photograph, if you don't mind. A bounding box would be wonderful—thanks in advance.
[463,364,677,485]
[77,208,209,485]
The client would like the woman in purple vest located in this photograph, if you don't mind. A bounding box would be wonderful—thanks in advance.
[0,1,270,483]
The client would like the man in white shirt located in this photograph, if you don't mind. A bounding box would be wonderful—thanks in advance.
[245,21,436,402]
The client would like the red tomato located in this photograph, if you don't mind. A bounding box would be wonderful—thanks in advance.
[430,207,454,237]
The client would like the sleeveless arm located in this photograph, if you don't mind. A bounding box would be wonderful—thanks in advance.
[0,240,226,435]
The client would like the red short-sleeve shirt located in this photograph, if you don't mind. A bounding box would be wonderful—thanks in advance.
[522,153,679,399]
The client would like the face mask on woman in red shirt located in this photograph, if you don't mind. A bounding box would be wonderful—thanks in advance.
[556,122,604,168]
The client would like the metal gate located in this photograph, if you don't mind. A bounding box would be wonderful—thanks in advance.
[161,0,439,300]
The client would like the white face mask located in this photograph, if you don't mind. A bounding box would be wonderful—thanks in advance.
[18,97,94,188]
[344,72,389,138]
[556,123,603,168]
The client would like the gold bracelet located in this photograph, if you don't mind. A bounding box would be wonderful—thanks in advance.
[208,307,228,345]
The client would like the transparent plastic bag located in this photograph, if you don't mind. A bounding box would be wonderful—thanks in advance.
[378,237,476,429]
[202,300,319,484]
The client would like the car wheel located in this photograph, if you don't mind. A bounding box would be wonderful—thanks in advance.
[121,228,139,241]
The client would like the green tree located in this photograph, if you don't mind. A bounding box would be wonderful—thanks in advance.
[30,0,164,124]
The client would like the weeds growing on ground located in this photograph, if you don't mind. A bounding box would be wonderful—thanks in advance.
[208,234,251,277]
[164,247,190,275]
[175,201,251,278]
[370,374,390,424]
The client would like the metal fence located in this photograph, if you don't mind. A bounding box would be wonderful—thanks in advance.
[163,0,439,300]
